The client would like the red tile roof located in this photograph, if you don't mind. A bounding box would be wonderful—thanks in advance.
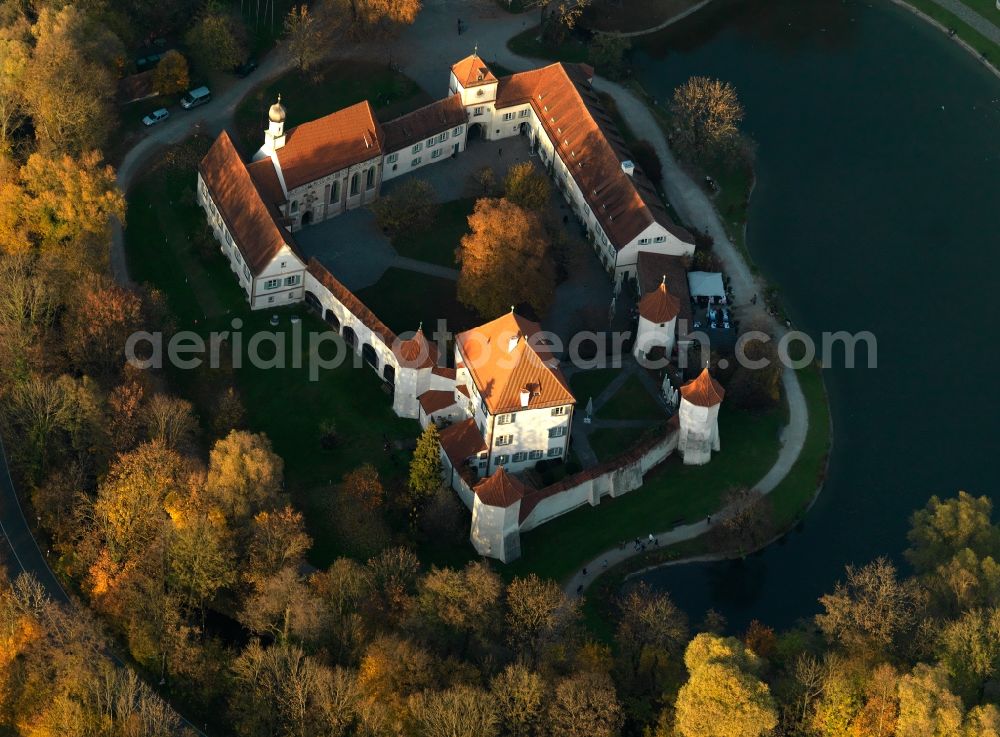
[456,312,575,414]
[439,418,487,467]
[419,389,457,415]
[451,54,498,87]
[199,131,297,276]
[432,366,457,380]
[275,100,384,191]
[681,368,725,407]
[382,94,467,152]
[474,467,529,508]
[306,258,397,348]
[637,252,692,335]
[393,326,437,369]
[639,277,681,323]
[494,63,693,250]
[247,158,287,206]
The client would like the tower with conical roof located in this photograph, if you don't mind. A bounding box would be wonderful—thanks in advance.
[633,275,681,363]
[677,367,725,465]
[470,466,527,562]
[261,94,287,157]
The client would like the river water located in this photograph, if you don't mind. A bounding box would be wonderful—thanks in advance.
[632,0,1000,631]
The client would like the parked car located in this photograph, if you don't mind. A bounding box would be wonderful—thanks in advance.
[235,58,258,78]
[180,86,211,109]
[141,108,170,126]
[136,53,162,71]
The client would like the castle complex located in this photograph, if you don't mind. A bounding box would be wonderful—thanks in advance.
[195,54,724,561]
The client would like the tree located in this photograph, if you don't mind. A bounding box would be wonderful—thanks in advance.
[542,0,590,44]
[167,511,235,611]
[408,422,443,507]
[490,664,546,737]
[674,634,777,737]
[248,506,312,585]
[506,573,580,665]
[371,177,437,236]
[630,140,663,189]
[906,493,1000,574]
[407,685,499,737]
[936,607,1000,703]
[717,487,774,553]
[896,664,964,737]
[503,161,551,212]
[25,5,123,153]
[341,463,384,511]
[0,253,58,381]
[0,36,29,154]
[185,1,247,72]
[142,394,198,450]
[457,198,556,318]
[671,76,745,165]
[63,278,143,376]
[205,430,284,527]
[547,672,623,737]
[729,321,783,410]
[153,49,189,95]
[588,34,630,81]
[615,582,688,695]
[415,562,502,655]
[1,373,75,481]
[816,558,927,658]
[340,0,422,33]
[285,4,325,72]
[211,386,246,438]
[240,566,326,643]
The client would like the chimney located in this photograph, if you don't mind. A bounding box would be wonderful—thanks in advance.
[519,388,531,408]
[508,334,519,353]
[621,160,635,176]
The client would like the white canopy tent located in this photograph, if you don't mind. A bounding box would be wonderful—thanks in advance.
[687,271,726,300]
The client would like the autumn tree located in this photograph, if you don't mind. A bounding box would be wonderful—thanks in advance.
[671,76,745,165]
[542,0,590,44]
[1,373,75,481]
[153,49,189,95]
[0,253,58,381]
[408,422,443,507]
[674,633,777,737]
[142,393,198,450]
[64,278,143,376]
[717,487,774,554]
[548,672,623,737]
[457,198,556,318]
[340,0,422,34]
[240,566,326,643]
[615,582,688,697]
[490,663,546,737]
[896,664,965,737]
[341,463,385,511]
[371,177,437,236]
[415,562,502,656]
[167,511,235,611]
[205,430,284,527]
[0,34,29,153]
[407,685,500,737]
[935,607,1000,703]
[185,1,248,72]
[247,506,312,584]
[285,4,326,72]
[906,492,1000,574]
[25,5,123,153]
[506,573,580,666]
[504,161,551,212]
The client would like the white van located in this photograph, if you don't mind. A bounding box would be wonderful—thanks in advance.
[180,86,211,109]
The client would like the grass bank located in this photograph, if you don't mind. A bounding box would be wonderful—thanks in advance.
[897,0,1000,66]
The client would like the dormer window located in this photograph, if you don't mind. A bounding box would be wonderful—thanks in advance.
[477,88,485,97]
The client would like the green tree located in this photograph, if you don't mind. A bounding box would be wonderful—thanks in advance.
[409,422,443,506]
[167,512,234,611]
[936,607,1000,703]
[670,76,744,165]
[588,34,630,81]
[371,177,437,236]
[184,1,247,72]
[896,664,964,737]
[153,49,189,95]
[284,4,326,72]
[205,430,284,527]
[615,582,688,696]
[906,492,1000,574]
[503,161,551,212]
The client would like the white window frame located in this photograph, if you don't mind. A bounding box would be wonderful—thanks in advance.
[386,152,398,164]
[411,142,423,153]
[548,426,567,438]
[547,447,563,458]
[411,156,422,167]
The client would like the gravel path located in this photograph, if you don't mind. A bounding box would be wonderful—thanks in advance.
[926,0,1000,45]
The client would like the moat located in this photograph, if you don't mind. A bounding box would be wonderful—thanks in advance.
[632,0,1000,629]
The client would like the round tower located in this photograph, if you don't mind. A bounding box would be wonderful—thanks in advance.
[633,275,681,364]
[677,367,725,465]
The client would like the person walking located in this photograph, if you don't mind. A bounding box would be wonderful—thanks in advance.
[498,147,503,158]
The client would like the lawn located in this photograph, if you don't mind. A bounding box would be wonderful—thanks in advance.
[355,269,481,339]
[509,401,784,581]
[900,0,1000,64]
[596,374,666,421]
[588,425,655,463]
[569,368,622,405]
[233,59,432,153]
[391,199,474,268]
[508,26,591,63]
[582,0,706,32]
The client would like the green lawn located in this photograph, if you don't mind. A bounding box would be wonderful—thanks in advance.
[569,368,622,405]
[582,0,705,32]
[508,26,591,63]
[596,375,666,421]
[510,401,783,581]
[588,425,655,463]
[901,0,1000,64]
[355,269,481,338]
[391,198,474,268]
[233,59,432,153]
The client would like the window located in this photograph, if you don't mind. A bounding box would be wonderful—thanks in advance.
[547,447,563,458]
[473,106,484,116]
[452,125,463,136]
[386,153,398,164]
[330,181,339,203]
[519,109,530,118]
[551,406,566,416]
[528,450,544,460]
[438,132,449,143]
[263,278,280,290]
[432,148,442,159]
[654,236,666,243]
[366,168,375,190]
[502,112,515,121]
[497,414,515,425]
[426,137,435,147]
[638,237,651,245]
[280,261,286,268]
[495,435,512,447]
[548,426,567,438]
[512,452,528,463]
[411,156,422,167]
[268,296,275,304]
[284,274,300,287]
[349,173,359,196]
[290,200,299,213]
[288,291,297,299]
[411,142,423,153]
[495,454,509,466]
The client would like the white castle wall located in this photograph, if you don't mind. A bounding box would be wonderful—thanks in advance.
[677,399,721,465]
